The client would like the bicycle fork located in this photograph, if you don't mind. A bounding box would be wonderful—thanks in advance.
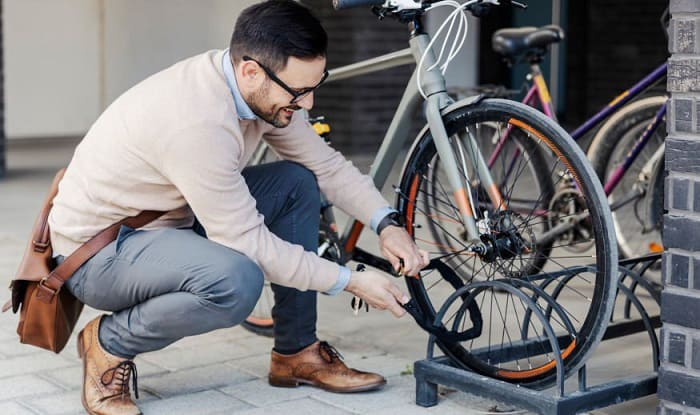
[413,30,505,253]
[424,96,506,254]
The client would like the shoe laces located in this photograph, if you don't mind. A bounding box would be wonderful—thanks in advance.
[101,360,139,399]
[319,341,344,363]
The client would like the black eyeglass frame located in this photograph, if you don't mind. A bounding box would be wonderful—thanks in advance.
[242,55,329,104]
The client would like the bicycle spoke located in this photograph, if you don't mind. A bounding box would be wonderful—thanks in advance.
[401,101,613,386]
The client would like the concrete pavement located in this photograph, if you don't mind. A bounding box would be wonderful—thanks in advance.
[0,138,658,414]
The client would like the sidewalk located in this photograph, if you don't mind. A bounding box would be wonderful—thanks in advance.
[0,139,657,414]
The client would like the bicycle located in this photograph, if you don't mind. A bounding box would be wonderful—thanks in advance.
[489,23,666,266]
[424,23,666,287]
[245,0,617,389]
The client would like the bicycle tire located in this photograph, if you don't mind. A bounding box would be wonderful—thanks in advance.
[397,98,617,388]
[587,95,666,262]
[241,310,275,338]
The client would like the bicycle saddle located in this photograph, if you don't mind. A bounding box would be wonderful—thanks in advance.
[492,25,564,59]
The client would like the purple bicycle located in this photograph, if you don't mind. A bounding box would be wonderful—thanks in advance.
[428,24,666,279]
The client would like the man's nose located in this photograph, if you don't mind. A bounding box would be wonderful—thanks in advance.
[297,92,314,110]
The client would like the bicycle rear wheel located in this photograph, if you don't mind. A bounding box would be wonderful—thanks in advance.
[398,98,617,388]
[588,95,666,264]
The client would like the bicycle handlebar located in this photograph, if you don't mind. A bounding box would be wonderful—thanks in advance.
[333,0,526,13]
[332,0,384,10]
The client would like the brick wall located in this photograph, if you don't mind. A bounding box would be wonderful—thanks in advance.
[659,1,700,414]
[301,1,415,155]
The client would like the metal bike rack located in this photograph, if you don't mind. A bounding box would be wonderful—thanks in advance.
[413,254,662,415]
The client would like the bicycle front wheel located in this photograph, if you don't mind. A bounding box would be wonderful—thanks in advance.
[398,98,617,388]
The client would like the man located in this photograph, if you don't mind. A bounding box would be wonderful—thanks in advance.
[49,1,428,414]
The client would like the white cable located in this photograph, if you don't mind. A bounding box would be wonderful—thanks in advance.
[416,0,477,99]
[442,7,469,72]
[425,1,465,74]
[416,3,460,97]
[435,0,469,74]
[417,1,461,84]
[428,1,464,72]
[430,6,459,71]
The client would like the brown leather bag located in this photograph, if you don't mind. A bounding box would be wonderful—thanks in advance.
[2,169,165,353]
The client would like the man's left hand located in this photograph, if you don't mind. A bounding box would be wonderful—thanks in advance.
[379,226,429,276]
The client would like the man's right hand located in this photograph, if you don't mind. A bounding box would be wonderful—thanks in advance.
[344,269,409,318]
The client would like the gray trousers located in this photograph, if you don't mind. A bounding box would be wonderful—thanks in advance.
[62,161,321,358]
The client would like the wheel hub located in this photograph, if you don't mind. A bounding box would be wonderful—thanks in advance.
[478,211,527,263]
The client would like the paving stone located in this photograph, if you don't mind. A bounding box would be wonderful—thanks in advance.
[25,388,160,415]
[0,374,62,400]
[170,326,256,349]
[41,358,168,390]
[24,389,96,415]
[229,333,274,353]
[136,357,172,376]
[370,401,485,415]
[309,375,415,413]
[0,353,77,379]
[314,341,389,363]
[439,386,533,414]
[139,339,258,371]
[139,390,250,415]
[0,326,17,341]
[139,363,255,398]
[346,354,414,378]
[0,339,39,357]
[219,378,312,406]
[226,354,270,378]
[0,310,20,328]
[235,397,351,415]
[0,401,36,415]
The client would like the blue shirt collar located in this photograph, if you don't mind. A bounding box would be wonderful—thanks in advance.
[222,50,257,121]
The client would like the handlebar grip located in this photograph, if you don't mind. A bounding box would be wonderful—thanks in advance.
[332,0,385,10]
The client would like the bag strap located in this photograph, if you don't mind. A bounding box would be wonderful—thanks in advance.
[34,210,166,303]
[31,168,66,255]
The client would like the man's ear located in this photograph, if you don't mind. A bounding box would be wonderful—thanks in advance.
[238,60,263,89]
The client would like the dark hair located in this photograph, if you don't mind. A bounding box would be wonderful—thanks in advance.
[230,0,328,72]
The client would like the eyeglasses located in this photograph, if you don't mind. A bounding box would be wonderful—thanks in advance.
[242,55,328,104]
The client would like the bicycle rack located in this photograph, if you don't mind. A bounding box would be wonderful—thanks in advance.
[413,254,662,415]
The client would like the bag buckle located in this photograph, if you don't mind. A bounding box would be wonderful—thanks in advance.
[36,277,58,303]
[32,240,50,253]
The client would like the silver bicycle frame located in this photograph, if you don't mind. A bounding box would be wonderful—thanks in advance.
[253,30,499,250]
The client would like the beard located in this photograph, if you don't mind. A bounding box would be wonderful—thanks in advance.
[248,83,300,128]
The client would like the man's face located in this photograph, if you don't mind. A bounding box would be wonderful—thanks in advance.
[244,56,327,128]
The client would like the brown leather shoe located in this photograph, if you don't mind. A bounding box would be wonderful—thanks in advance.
[269,341,386,393]
[77,315,142,415]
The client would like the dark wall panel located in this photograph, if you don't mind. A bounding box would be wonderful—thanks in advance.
[565,0,668,126]
[302,1,415,154]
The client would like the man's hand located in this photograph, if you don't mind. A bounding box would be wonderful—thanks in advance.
[345,269,409,318]
[379,226,429,276]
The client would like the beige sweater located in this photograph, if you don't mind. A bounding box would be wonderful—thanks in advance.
[49,50,389,293]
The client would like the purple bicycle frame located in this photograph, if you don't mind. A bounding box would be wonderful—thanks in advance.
[488,62,667,197]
